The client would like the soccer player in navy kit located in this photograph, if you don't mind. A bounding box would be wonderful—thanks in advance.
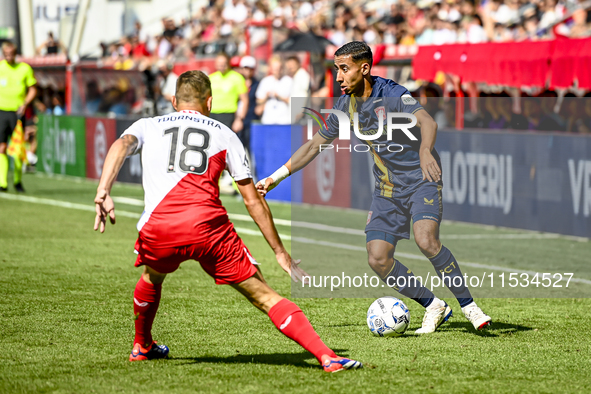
[258,42,491,333]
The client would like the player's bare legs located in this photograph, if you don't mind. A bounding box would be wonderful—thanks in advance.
[366,236,450,333]
[231,272,362,372]
[142,264,167,285]
[231,270,282,313]
[366,239,396,278]
[129,265,169,361]
[413,219,491,330]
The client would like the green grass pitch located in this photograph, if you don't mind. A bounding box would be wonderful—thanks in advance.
[1,173,590,393]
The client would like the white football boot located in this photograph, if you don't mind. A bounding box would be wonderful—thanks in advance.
[415,298,453,334]
[462,302,492,330]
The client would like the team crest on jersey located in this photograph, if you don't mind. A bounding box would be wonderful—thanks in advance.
[374,106,386,123]
[367,211,373,225]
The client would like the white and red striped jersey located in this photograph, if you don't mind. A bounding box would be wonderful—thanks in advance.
[121,110,251,247]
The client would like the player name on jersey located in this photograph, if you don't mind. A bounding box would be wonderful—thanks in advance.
[122,110,251,247]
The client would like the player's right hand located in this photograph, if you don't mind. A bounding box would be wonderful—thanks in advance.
[94,189,116,233]
[255,177,275,197]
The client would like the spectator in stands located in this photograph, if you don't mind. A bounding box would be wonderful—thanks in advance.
[128,35,151,59]
[522,97,562,131]
[460,15,487,43]
[155,60,178,115]
[285,56,310,100]
[538,90,565,130]
[36,32,66,56]
[582,93,591,133]
[209,53,248,132]
[256,56,293,125]
[85,81,102,115]
[436,99,456,129]
[51,93,65,115]
[237,56,260,151]
[559,93,585,133]
[98,87,128,116]
[483,94,511,129]
[134,21,149,44]
[567,8,591,38]
[223,0,249,24]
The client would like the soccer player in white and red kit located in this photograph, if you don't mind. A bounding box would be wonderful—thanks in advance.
[93,70,361,372]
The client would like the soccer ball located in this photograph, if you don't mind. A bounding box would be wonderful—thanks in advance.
[367,296,410,337]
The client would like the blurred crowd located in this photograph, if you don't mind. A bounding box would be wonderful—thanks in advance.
[422,88,591,132]
[95,0,591,71]
[25,0,591,131]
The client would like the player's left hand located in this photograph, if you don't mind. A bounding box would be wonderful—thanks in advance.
[94,189,116,233]
[419,149,441,183]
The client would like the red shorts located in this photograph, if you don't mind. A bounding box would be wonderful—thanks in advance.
[134,222,258,285]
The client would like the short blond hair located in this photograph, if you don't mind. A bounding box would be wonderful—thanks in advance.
[175,70,212,104]
[1,41,16,52]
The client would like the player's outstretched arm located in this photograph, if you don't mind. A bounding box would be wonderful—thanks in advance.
[415,109,441,183]
[236,178,309,282]
[93,135,138,233]
[256,132,333,196]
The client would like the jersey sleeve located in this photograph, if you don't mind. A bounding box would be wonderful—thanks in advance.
[391,89,423,114]
[317,97,343,140]
[236,73,248,95]
[121,119,145,155]
[226,133,252,181]
[24,64,37,87]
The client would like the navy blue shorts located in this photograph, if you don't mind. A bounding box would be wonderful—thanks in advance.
[366,182,442,244]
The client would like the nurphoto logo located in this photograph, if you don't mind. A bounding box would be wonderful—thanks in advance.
[302,106,418,153]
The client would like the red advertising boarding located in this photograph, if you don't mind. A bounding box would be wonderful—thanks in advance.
[86,118,116,179]
[301,127,351,208]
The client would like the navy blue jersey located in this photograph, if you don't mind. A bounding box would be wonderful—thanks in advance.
[318,76,440,198]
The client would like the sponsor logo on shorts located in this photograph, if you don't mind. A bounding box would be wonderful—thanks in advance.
[424,198,434,205]
[367,211,373,225]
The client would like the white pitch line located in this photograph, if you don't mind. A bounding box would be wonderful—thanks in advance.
[2,193,586,241]
[0,193,143,219]
[111,196,145,206]
[234,227,291,241]
[2,192,590,286]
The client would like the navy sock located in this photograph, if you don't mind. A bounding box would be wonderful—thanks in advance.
[429,246,473,307]
[383,260,435,308]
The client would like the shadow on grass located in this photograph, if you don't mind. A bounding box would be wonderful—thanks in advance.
[168,349,350,369]
[439,321,533,337]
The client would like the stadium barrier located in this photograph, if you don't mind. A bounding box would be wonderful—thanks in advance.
[38,115,143,184]
[36,116,590,237]
[38,115,87,177]
[255,124,590,238]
